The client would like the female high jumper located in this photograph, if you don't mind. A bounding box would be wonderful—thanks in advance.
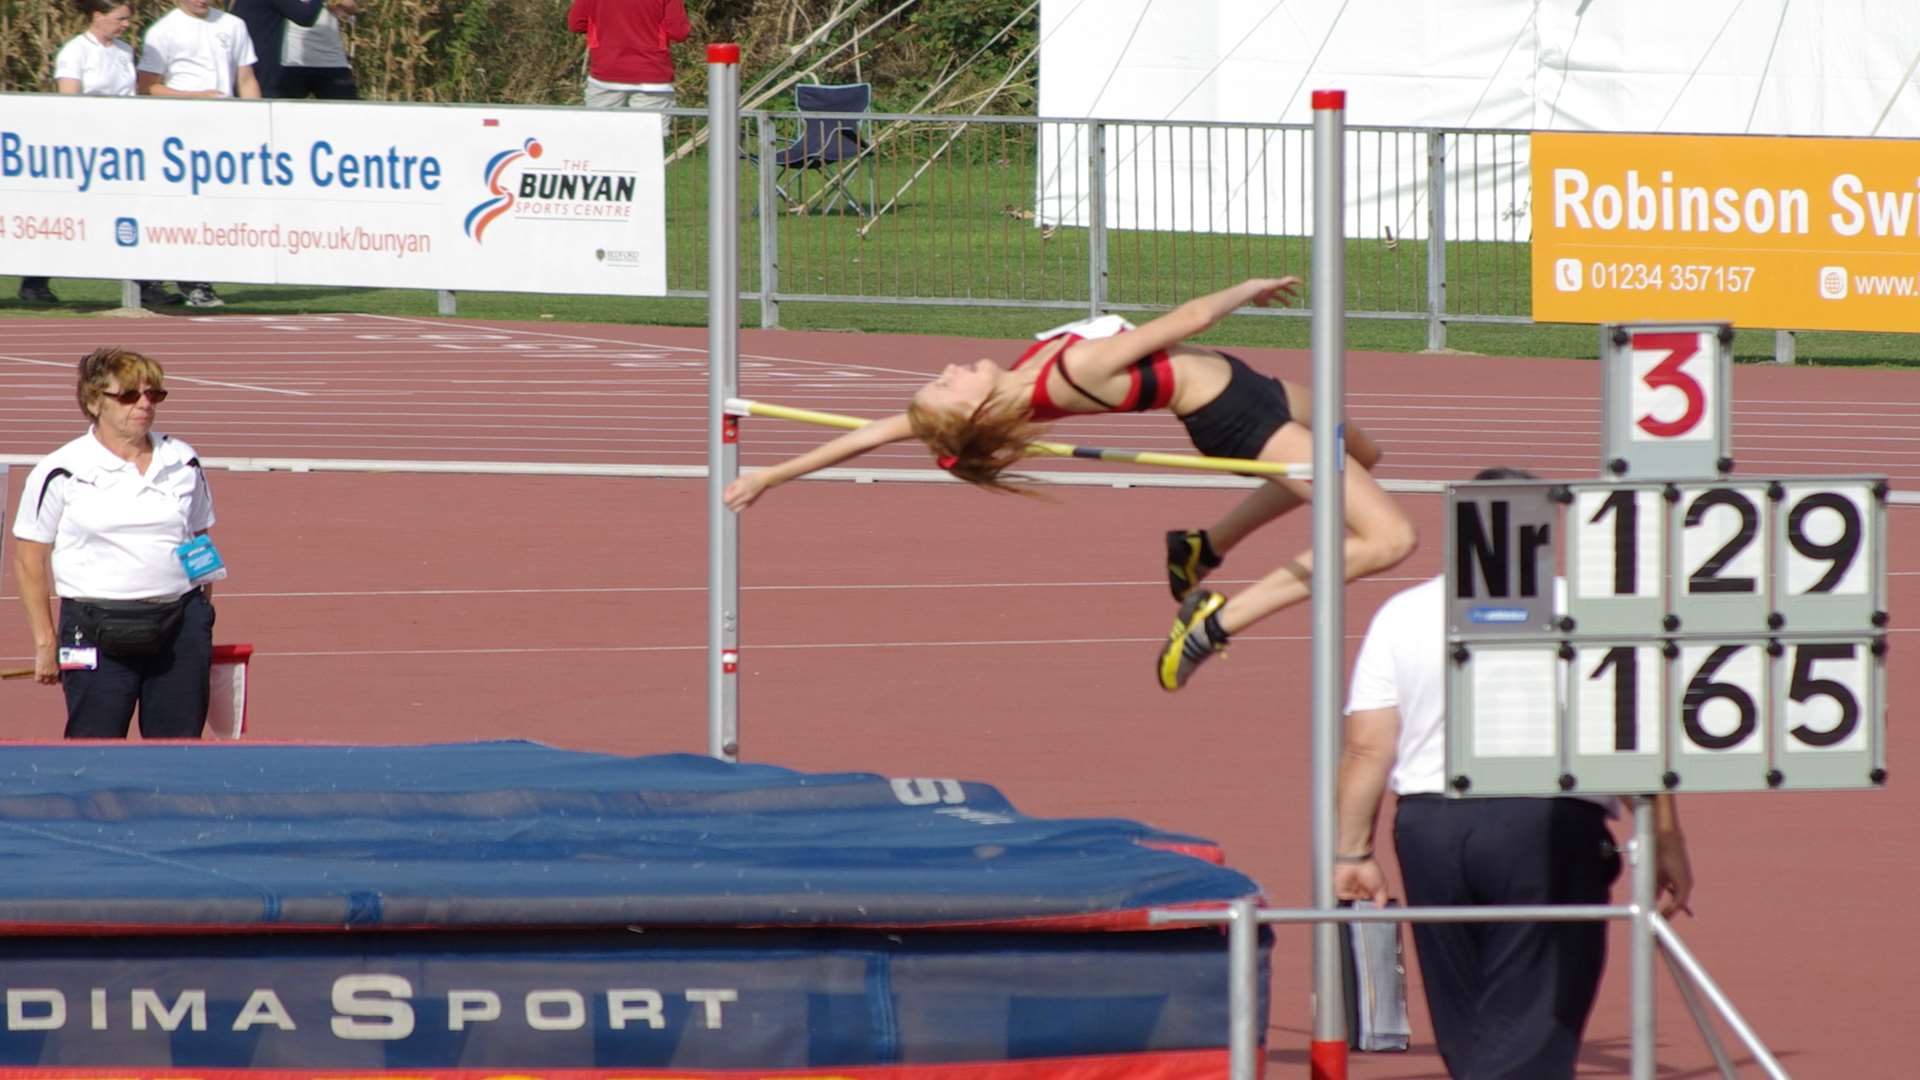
[723,277,1418,691]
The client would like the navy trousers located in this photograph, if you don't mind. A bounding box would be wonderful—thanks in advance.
[1393,795,1621,1080]
[59,589,215,739]
[273,67,359,100]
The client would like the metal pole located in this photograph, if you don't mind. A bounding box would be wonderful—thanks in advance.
[436,290,457,316]
[1650,915,1794,1080]
[1087,120,1108,317]
[1659,944,1741,1079]
[1425,131,1447,352]
[120,280,140,310]
[756,112,779,329]
[1630,795,1657,1080]
[1153,902,1634,928]
[1228,896,1259,1080]
[1773,329,1796,365]
[0,466,10,594]
[1308,87,1349,1080]
[708,44,742,762]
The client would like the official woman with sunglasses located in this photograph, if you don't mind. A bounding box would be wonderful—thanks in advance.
[11,348,221,738]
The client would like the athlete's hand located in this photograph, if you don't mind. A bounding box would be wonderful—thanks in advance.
[723,473,771,512]
[1248,276,1302,308]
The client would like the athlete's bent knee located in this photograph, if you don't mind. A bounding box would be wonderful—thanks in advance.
[1359,519,1418,575]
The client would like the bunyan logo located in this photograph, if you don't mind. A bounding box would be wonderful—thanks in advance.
[463,137,543,243]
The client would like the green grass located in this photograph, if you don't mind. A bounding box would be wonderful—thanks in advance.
[7,127,1918,368]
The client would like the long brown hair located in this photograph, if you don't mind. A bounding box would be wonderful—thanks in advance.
[907,390,1044,495]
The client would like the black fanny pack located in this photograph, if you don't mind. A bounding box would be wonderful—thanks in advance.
[72,595,190,658]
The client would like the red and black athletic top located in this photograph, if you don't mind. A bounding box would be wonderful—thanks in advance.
[1012,331,1176,421]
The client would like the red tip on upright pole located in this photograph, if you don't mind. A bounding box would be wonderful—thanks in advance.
[708,43,740,64]
[1310,1039,1349,1080]
[1311,89,1346,110]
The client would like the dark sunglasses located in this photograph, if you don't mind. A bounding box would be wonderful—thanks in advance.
[102,387,168,405]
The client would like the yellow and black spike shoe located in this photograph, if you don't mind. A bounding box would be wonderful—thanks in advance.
[1166,529,1223,601]
[1157,589,1230,691]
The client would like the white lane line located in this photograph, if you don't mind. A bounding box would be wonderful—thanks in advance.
[110,632,1334,659]
[13,568,1919,606]
[14,622,1920,665]
[0,354,312,396]
[359,313,937,379]
[0,576,1385,603]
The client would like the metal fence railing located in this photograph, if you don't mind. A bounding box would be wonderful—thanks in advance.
[659,110,1542,349]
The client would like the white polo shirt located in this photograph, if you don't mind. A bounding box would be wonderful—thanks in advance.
[54,32,137,97]
[11,430,215,601]
[137,8,257,97]
[1346,575,1617,812]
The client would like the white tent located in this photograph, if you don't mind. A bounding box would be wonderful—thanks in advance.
[1036,0,1920,239]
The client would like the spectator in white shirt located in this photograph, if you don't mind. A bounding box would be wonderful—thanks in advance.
[54,0,136,97]
[17,0,136,306]
[135,0,263,309]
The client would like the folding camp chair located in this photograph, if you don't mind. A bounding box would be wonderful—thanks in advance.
[773,82,875,216]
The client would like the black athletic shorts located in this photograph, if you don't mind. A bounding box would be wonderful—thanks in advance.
[1178,351,1294,463]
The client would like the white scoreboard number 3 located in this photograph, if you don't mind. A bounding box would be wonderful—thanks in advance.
[1604,325,1734,480]
[1630,331,1714,442]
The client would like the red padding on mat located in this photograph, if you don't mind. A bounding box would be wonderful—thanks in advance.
[0,1048,1230,1079]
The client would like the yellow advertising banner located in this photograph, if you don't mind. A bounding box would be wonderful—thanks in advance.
[1530,132,1920,332]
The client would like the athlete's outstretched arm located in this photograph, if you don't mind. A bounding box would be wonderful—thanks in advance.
[723,412,917,511]
[1066,277,1301,383]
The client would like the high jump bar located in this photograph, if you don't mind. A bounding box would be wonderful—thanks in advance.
[726,398,1312,480]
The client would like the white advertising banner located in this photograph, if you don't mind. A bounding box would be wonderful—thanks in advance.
[0,95,665,295]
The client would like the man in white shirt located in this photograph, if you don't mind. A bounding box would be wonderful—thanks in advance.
[137,0,262,99]
[230,0,360,99]
[135,0,262,308]
[1334,467,1694,1080]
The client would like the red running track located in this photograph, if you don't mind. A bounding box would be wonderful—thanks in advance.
[3,312,1917,1078]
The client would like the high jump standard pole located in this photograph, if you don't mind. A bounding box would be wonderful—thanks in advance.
[1308,88,1350,1080]
[708,43,742,762]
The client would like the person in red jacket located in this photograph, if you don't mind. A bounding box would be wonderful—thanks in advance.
[567,0,690,110]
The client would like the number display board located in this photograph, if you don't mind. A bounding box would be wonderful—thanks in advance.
[1445,480,1560,637]
[1600,323,1733,479]
[1445,477,1888,796]
[1566,484,1665,634]
[1670,481,1772,634]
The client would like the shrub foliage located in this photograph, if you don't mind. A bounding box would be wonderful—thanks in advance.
[0,0,1036,110]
